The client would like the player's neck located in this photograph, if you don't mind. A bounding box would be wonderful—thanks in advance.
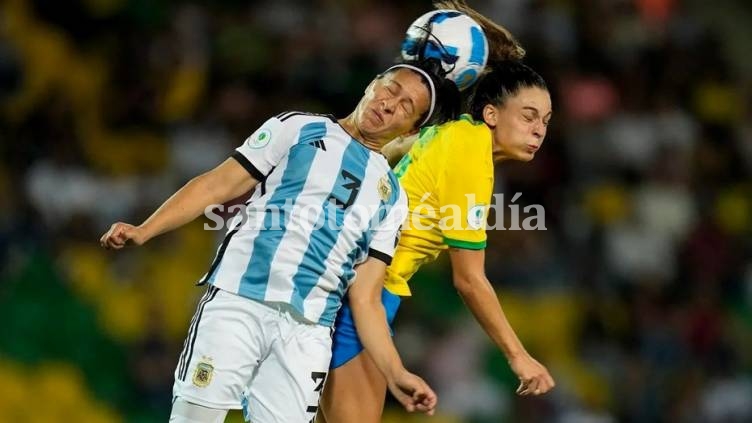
[337,116,383,153]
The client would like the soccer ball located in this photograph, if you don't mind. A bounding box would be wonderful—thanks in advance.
[401,10,489,91]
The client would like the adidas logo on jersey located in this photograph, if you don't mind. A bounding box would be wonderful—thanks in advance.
[307,139,327,151]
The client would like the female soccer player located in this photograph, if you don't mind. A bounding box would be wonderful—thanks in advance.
[318,9,556,420]
[100,61,456,423]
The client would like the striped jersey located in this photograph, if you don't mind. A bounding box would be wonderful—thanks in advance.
[199,112,408,327]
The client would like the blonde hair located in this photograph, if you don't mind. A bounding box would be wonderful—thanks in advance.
[433,0,526,62]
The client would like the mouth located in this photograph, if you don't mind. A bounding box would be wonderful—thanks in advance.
[526,144,540,153]
[368,108,384,125]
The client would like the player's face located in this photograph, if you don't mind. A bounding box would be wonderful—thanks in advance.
[484,87,552,162]
[355,69,431,144]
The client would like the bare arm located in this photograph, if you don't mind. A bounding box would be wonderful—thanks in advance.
[448,247,555,395]
[347,257,436,415]
[100,158,259,248]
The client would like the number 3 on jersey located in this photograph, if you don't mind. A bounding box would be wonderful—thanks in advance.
[328,170,362,210]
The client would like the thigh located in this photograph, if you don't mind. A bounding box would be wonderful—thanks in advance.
[173,286,267,410]
[319,288,401,423]
[318,351,387,423]
[245,320,332,423]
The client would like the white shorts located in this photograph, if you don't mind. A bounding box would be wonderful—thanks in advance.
[173,286,333,423]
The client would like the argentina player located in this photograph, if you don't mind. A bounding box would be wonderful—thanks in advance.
[100,61,458,423]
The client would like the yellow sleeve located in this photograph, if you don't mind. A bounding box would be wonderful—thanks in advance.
[436,124,494,250]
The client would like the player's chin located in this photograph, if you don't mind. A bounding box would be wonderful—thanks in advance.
[513,149,536,162]
[360,122,389,139]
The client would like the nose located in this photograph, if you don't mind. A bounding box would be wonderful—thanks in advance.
[532,121,546,140]
[380,98,396,114]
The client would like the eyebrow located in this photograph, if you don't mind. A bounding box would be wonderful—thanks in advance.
[522,106,553,119]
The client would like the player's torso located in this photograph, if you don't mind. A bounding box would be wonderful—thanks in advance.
[211,115,402,324]
[387,118,493,296]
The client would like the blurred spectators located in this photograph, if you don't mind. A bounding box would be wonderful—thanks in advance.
[1,0,750,422]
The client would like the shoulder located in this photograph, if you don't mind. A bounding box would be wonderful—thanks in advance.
[377,168,404,206]
[440,115,492,156]
[274,111,337,126]
[420,116,488,148]
[250,111,338,142]
[447,115,490,140]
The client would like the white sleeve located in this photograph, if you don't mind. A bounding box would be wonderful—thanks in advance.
[231,116,295,181]
[368,188,408,265]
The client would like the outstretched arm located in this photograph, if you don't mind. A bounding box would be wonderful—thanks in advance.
[100,158,258,249]
[448,247,555,396]
[347,257,437,415]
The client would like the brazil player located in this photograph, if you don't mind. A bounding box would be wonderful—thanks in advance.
[100,62,457,423]
[318,60,556,423]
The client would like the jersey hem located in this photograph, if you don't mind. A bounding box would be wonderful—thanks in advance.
[231,151,266,182]
[173,393,244,411]
[443,237,486,250]
[384,284,412,297]
[368,248,393,266]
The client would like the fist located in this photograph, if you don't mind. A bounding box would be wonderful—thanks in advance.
[388,370,438,416]
[100,222,146,250]
[510,353,555,396]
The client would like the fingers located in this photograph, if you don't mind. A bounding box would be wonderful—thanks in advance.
[388,380,416,412]
[390,376,438,415]
[517,377,540,396]
[412,391,437,416]
[412,386,437,414]
[512,355,556,397]
[541,372,556,393]
[533,369,555,395]
[100,223,132,250]
[516,372,556,396]
[391,388,416,412]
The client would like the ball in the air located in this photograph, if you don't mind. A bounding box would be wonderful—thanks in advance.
[401,10,489,91]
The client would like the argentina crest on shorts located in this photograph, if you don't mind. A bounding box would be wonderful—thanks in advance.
[192,356,214,388]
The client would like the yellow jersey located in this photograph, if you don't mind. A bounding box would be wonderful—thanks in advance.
[386,115,494,296]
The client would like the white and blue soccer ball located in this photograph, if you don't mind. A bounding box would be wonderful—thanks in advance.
[401,9,489,91]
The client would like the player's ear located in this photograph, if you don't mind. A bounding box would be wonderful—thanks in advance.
[482,104,498,127]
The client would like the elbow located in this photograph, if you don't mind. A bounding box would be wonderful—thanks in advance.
[193,171,233,204]
[453,274,477,297]
[349,295,379,314]
[348,288,384,318]
[348,297,383,328]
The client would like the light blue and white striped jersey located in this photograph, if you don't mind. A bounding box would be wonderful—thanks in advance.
[199,112,408,327]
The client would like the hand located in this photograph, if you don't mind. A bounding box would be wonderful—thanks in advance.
[509,353,555,396]
[386,370,438,415]
[100,222,147,250]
